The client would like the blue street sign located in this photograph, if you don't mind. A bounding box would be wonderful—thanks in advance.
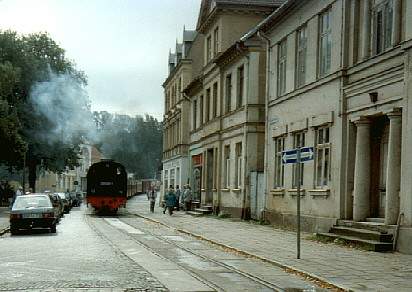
[282,147,314,164]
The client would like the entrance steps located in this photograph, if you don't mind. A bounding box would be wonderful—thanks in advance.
[186,205,213,217]
[317,219,394,252]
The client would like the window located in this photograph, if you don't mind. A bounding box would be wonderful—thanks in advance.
[205,88,211,122]
[225,74,232,113]
[315,127,331,188]
[237,65,244,108]
[292,131,305,188]
[274,137,285,188]
[319,8,332,77]
[224,145,230,188]
[206,35,212,62]
[373,1,393,55]
[212,82,218,118]
[235,142,242,188]
[176,167,180,187]
[199,95,204,125]
[169,169,175,188]
[296,26,307,88]
[213,27,219,56]
[277,39,287,96]
[193,99,197,130]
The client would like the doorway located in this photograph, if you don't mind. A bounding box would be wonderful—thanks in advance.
[206,149,214,205]
[370,116,389,218]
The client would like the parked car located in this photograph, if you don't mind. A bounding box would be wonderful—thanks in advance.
[55,192,70,214]
[10,194,57,234]
[48,193,64,221]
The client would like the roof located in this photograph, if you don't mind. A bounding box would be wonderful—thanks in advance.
[196,0,284,31]
[241,0,299,41]
[183,30,197,42]
[175,43,183,54]
[168,52,176,64]
[216,0,283,6]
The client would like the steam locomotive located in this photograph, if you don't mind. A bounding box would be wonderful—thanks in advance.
[86,160,127,214]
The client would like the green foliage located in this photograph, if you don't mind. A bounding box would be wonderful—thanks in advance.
[0,30,87,187]
[93,112,163,179]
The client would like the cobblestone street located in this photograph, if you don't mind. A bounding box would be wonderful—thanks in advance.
[0,199,322,291]
[127,195,412,291]
[0,206,167,291]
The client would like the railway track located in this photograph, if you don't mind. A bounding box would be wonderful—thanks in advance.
[87,210,312,292]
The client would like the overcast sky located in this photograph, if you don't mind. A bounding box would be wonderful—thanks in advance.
[0,0,200,120]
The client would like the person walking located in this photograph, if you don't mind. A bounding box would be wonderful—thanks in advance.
[183,185,192,211]
[147,187,157,213]
[175,185,181,211]
[163,185,176,216]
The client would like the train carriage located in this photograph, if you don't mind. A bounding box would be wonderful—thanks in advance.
[86,160,127,214]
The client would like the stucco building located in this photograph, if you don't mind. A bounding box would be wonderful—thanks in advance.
[162,29,196,199]
[162,0,412,253]
[183,0,282,215]
[239,0,412,253]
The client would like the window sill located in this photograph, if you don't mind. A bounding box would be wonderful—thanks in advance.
[212,188,217,191]
[221,188,230,192]
[288,189,306,197]
[308,189,330,198]
[270,189,285,196]
[232,188,242,193]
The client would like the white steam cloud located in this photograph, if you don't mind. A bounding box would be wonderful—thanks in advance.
[30,73,96,144]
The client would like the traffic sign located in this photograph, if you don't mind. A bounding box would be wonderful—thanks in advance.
[282,147,314,164]
[280,146,314,260]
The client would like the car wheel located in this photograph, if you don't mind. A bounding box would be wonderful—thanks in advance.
[10,227,18,235]
[50,224,57,233]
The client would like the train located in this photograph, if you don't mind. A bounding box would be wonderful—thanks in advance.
[86,160,127,214]
[127,178,159,198]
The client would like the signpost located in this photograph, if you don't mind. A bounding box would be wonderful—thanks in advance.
[282,146,314,259]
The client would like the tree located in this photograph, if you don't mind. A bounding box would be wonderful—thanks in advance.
[93,112,163,179]
[0,30,87,191]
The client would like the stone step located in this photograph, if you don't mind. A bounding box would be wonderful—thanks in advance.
[194,208,213,214]
[186,211,204,217]
[336,220,394,234]
[330,226,393,243]
[317,233,393,252]
[201,205,213,211]
[366,217,385,223]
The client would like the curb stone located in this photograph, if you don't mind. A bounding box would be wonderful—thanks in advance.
[0,227,9,236]
[133,212,353,292]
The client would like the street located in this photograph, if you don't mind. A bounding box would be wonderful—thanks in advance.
[0,195,320,292]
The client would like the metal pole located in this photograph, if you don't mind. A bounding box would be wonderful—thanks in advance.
[297,147,301,259]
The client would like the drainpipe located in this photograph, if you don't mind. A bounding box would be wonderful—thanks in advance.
[237,41,250,220]
[257,30,271,222]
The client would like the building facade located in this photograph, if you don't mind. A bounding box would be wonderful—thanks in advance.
[162,0,412,253]
[162,29,196,198]
[183,0,281,215]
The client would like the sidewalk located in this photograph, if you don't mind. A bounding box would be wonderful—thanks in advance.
[128,196,412,291]
[0,207,10,235]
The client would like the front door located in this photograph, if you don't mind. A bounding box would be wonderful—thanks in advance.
[378,125,389,217]
[206,149,214,205]
[192,167,202,202]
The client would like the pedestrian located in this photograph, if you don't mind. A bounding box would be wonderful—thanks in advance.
[175,185,181,211]
[163,185,176,216]
[15,186,23,197]
[183,185,192,211]
[147,187,157,213]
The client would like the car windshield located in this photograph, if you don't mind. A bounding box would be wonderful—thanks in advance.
[13,196,52,209]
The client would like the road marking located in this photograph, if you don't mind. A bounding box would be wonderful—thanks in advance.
[104,218,144,234]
